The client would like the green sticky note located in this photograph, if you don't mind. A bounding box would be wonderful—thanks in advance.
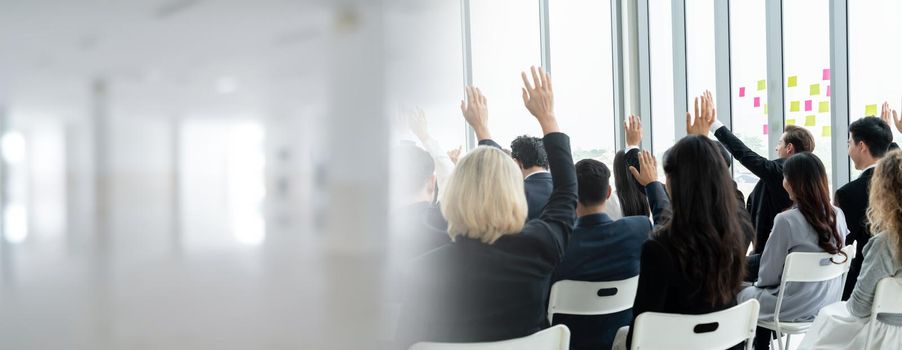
[865,104,878,116]
[757,80,767,91]
[787,119,797,125]
[822,126,832,137]
[764,104,768,114]
[810,84,821,96]
[788,76,798,87]
[819,101,830,113]
[805,115,817,126]
[790,101,800,112]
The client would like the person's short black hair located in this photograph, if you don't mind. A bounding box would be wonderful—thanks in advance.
[575,159,611,207]
[849,117,894,158]
[397,144,435,195]
[510,135,548,169]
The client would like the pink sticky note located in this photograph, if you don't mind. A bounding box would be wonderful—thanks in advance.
[739,87,746,97]
[763,124,769,135]
[754,97,761,107]
[805,100,813,111]
[823,69,830,80]
[827,85,831,97]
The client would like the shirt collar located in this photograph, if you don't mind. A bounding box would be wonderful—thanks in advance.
[524,170,550,180]
[576,213,613,228]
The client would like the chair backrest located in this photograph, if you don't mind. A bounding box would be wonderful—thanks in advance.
[409,325,570,350]
[630,300,760,350]
[781,246,853,283]
[547,276,639,323]
[870,277,902,323]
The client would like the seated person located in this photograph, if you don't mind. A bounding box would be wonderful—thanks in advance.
[510,135,553,221]
[550,157,667,350]
[738,152,849,349]
[800,150,902,349]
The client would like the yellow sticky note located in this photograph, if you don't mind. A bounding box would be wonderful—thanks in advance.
[764,104,768,114]
[810,84,821,95]
[788,76,798,87]
[819,101,830,113]
[822,126,832,137]
[757,80,767,91]
[805,115,817,126]
[865,104,878,116]
[787,119,797,125]
[790,101,800,112]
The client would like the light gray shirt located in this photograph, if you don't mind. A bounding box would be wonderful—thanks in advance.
[739,207,849,322]
[846,233,902,325]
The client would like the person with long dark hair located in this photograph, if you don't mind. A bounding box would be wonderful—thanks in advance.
[739,152,849,349]
[614,115,651,218]
[612,133,748,349]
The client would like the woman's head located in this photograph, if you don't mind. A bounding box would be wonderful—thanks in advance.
[613,150,650,217]
[440,146,527,244]
[659,135,746,306]
[782,152,844,257]
[867,150,902,263]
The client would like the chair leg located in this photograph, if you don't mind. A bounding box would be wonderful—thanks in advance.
[785,334,792,350]
[776,332,784,350]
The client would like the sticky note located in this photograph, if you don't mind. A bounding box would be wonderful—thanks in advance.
[823,69,831,80]
[788,76,798,87]
[739,87,746,97]
[826,85,831,97]
[805,100,813,111]
[790,101,800,112]
[757,80,766,91]
[810,84,821,96]
[787,119,797,125]
[763,124,769,135]
[754,97,761,107]
[866,104,878,116]
[822,126,832,137]
[805,115,816,126]
[764,104,768,114]
[819,101,830,113]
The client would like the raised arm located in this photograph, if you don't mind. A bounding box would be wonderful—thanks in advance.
[628,150,671,226]
[521,66,576,232]
[881,102,902,150]
[689,90,783,180]
[408,108,455,194]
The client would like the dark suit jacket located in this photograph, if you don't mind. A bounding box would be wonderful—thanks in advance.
[395,201,451,259]
[835,167,874,300]
[478,139,553,220]
[550,182,669,350]
[714,126,792,253]
[397,132,578,347]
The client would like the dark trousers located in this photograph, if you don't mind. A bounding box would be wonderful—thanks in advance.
[753,326,774,349]
[746,254,761,282]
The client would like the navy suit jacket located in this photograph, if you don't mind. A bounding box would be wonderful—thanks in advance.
[550,182,669,350]
[525,172,553,220]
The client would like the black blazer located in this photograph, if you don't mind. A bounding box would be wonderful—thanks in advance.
[478,139,553,220]
[713,126,792,254]
[835,167,874,300]
[397,132,578,346]
[551,181,669,350]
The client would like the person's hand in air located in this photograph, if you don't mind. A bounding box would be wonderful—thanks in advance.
[625,114,642,147]
[687,90,717,136]
[628,150,659,187]
[521,66,560,135]
[447,146,463,165]
[461,86,491,140]
[880,102,902,134]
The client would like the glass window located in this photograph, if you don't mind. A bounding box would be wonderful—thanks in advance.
[470,0,542,148]
[849,0,902,178]
[650,0,675,164]
[783,0,833,189]
[685,0,717,108]
[549,0,615,164]
[729,0,769,200]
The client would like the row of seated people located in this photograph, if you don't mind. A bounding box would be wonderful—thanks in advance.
[391,67,902,349]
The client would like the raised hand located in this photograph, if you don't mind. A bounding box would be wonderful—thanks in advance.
[407,107,430,142]
[880,102,902,134]
[461,86,491,140]
[628,150,658,187]
[625,114,643,147]
[447,146,462,165]
[687,90,717,136]
[521,66,560,134]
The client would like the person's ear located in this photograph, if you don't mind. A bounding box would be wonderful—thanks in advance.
[515,159,525,170]
[606,186,613,199]
[786,143,795,155]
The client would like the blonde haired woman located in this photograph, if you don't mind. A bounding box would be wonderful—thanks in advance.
[800,149,902,349]
[397,67,577,347]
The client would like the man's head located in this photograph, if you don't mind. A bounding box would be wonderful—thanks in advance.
[776,125,815,158]
[848,117,894,170]
[575,159,612,215]
[510,135,548,176]
[396,144,435,204]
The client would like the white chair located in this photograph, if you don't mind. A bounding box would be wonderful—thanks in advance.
[758,244,855,350]
[409,325,570,350]
[547,276,639,323]
[630,299,760,350]
[864,277,902,349]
